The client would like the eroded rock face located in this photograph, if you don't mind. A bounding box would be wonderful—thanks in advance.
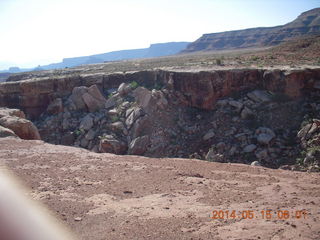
[1,69,319,118]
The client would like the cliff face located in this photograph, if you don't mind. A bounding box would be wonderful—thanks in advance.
[0,68,319,119]
[182,8,320,53]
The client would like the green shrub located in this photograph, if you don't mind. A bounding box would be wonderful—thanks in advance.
[110,115,119,123]
[74,128,85,136]
[130,81,139,89]
[216,58,223,66]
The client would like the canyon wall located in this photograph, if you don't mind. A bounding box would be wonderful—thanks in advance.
[0,68,320,119]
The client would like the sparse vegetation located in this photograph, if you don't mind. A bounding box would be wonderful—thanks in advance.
[250,55,260,61]
[130,81,139,89]
[108,92,114,98]
[74,128,85,136]
[216,58,223,65]
[110,115,120,123]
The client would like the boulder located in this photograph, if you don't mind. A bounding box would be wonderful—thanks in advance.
[216,99,228,107]
[255,149,269,160]
[99,135,127,154]
[243,144,257,153]
[240,107,254,119]
[251,161,262,166]
[71,86,88,110]
[256,127,275,145]
[216,142,226,153]
[205,149,224,162]
[203,129,215,141]
[130,116,150,139]
[47,98,63,115]
[0,108,26,119]
[84,85,107,112]
[82,85,107,112]
[0,125,18,138]
[297,123,312,140]
[80,138,89,148]
[105,94,118,109]
[79,114,94,131]
[228,100,243,110]
[70,85,107,112]
[257,134,274,145]
[118,83,132,96]
[308,122,319,136]
[62,118,70,130]
[108,109,118,116]
[0,116,40,140]
[247,90,272,103]
[133,87,152,110]
[87,84,106,103]
[152,90,168,110]
[229,146,237,156]
[85,129,96,141]
[128,136,150,155]
[125,107,143,129]
[110,121,126,133]
[60,132,75,146]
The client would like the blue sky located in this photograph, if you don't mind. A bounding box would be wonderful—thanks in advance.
[0,0,319,70]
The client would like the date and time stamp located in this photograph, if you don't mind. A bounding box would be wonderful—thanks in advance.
[210,209,309,220]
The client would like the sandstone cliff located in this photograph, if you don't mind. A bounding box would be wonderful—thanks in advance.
[182,8,320,53]
[1,68,319,119]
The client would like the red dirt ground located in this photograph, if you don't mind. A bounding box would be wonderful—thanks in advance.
[0,138,320,240]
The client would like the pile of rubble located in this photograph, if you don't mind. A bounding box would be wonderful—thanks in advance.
[35,82,172,156]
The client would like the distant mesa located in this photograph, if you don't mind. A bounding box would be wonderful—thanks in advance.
[8,67,20,73]
[38,42,190,70]
[182,8,320,53]
[0,42,190,74]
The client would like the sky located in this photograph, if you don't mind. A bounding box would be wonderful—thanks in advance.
[0,0,319,70]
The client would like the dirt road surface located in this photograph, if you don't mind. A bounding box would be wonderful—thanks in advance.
[0,138,319,240]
